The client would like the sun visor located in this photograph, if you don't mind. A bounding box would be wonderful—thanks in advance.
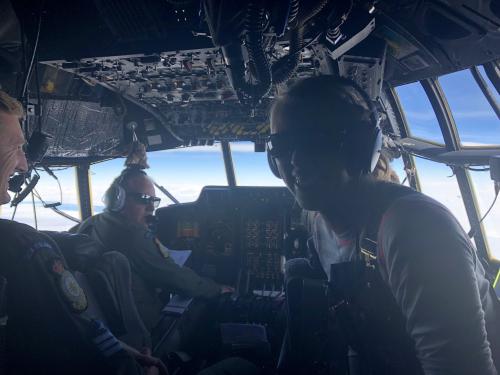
[28,99,125,159]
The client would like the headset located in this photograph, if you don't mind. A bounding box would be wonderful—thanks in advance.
[267,77,382,179]
[103,167,147,212]
[8,131,52,207]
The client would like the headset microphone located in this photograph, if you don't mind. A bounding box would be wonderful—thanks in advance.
[8,174,26,193]
[8,131,52,205]
[10,174,40,207]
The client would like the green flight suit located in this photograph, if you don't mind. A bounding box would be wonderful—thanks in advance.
[0,219,140,375]
[74,211,221,330]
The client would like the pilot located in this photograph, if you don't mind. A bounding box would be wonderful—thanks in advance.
[0,90,167,375]
[73,167,231,330]
[267,76,500,374]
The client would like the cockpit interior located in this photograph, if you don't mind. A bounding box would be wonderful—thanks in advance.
[0,0,499,374]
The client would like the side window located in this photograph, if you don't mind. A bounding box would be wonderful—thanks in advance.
[469,171,500,261]
[439,69,500,146]
[230,142,285,186]
[0,168,80,231]
[91,145,228,212]
[389,156,411,187]
[395,82,445,144]
[413,157,470,232]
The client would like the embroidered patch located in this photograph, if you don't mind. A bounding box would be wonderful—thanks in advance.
[59,270,88,312]
[49,258,88,313]
[52,259,65,275]
[24,240,54,260]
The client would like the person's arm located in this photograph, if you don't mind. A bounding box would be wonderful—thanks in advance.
[378,197,497,375]
[85,213,222,299]
[127,231,222,299]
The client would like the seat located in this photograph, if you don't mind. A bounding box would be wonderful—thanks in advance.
[43,231,151,349]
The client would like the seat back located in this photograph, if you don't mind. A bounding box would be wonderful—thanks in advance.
[43,231,151,348]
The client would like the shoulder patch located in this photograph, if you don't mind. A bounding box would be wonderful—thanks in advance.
[48,258,88,313]
[24,240,55,261]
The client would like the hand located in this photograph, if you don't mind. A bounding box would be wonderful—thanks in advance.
[138,348,169,375]
[220,285,235,295]
[120,342,169,375]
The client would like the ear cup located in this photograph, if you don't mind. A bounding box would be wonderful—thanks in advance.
[267,148,281,178]
[104,183,127,212]
[340,86,382,177]
[370,124,383,173]
[341,120,382,177]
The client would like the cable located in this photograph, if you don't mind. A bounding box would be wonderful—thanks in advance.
[20,1,43,100]
[32,188,81,224]
[34,54,43,132]
[31,192,38,230]
[10,198,18,220]
[51,207,81,224]
[468,188,500,238]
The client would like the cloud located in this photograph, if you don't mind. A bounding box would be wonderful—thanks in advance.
[157,142,256,154]
[0,203,79,231]
[404,110,436,121]
[452,110,497,119]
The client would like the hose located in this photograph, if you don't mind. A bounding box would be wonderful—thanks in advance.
[271,0,329,84]
[240,2,272,100]
[287,0,300,27]
[272,26,304,84]
[222,2,271,102]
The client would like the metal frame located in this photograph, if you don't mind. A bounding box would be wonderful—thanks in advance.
[420,78,490,261]
[483,60,500,93]
[386,86,421,191]
[221,141,237,187]
[76,163,93,220]
[470,66,500,119]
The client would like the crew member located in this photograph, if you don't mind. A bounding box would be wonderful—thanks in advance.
[74,168,231,330]
[267,76,500,374]
[285,153,401,283]
[0,90,169,374]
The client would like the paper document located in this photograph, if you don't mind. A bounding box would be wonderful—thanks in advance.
[169,249,192,266]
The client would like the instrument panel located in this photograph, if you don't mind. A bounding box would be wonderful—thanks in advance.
[155,186,297,293]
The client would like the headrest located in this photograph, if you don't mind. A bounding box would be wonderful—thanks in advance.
[42,231,104,272]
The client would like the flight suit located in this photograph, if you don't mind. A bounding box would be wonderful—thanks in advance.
[295,182,500,374]
[0,219,140,375]
[74,211,221,330]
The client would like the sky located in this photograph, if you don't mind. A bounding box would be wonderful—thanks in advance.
[1,68,499,260]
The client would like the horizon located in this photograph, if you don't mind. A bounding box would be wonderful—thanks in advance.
[1,67,499,260]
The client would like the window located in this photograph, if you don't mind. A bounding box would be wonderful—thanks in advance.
[0,168,80,231]
[230,142,285,186]
[469,171,500,261]
[439,69,500,147]
[389,156,411,187]
[413,157,470,232]
[91,145,228,211]
[395,82,445,144]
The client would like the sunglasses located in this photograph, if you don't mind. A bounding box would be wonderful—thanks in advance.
[266,131,344,158]
[127,192,161,208]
